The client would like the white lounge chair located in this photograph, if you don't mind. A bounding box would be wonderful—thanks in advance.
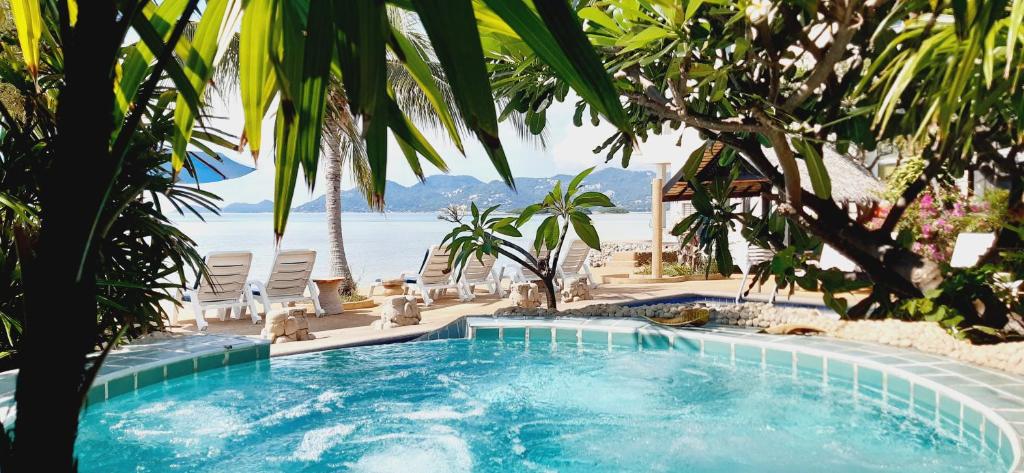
[175,251,261,331]
[248,249,325,317]
[407,245,468,306]
[950,232,997,268]
[510,247,556,286]
[556,240,597,288]
[819,244,858,272]
[950,233,1022,297]
[459,253,505,299]
[734,244,776,304]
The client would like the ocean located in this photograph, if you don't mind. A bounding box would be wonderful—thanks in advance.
[171,212,655,285]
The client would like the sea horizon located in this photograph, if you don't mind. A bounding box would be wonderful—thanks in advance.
[172,211,657,285]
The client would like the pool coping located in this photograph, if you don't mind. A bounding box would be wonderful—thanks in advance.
[420,316,1024,473]
[0,333,270,428]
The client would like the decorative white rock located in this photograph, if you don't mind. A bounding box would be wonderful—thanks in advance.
[373,295,421,330]
[510,282,543,309]
[560,278,592,303]
[261,308,316,343]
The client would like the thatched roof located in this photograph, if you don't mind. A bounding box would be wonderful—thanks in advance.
[663,141,883,205]
[763,147,884,205]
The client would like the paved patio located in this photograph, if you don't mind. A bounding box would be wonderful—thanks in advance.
[167,276,858,357]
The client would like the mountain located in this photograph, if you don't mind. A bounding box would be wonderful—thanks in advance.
[222,200,274,213]
[223,168,655,213]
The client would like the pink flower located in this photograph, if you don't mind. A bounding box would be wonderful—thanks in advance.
[921,194,934,209]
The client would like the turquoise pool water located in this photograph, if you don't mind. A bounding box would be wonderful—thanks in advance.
[76,339,1007,472]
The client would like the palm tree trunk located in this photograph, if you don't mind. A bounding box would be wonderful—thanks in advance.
[325,137,355,294]
[15,3,117,469]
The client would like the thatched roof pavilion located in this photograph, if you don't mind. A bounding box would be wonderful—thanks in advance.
[663,141,884,205]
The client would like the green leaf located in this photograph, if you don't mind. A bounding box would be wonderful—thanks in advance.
[334,0,389,200]
[516,203,543,227]
[9,0,41,82]
[387,93,448,175]
[170,0,243,171]
[114,0,191,135]
[578,6,621,33]
[414,0,514,188]
[565,166,595,197]
[682,142,707,180]
[570,213,600,249]
[239,0,280,160]
[573,191,614,208]
[527,0,632,134]
[389,24,464,153]
[534,215,558,252]
[793,139,831,200]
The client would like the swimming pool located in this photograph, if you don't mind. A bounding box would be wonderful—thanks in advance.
[76,336,1008,472]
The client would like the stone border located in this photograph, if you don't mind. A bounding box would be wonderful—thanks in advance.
[419,316,1024,473]
[0,333,270,426]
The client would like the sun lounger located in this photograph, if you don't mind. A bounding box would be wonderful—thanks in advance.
[459,253,505,299]
[734,244,776,304]
[556,240,597,288]
[248,249,324,317]
[406,245,468,306]
[174,251,261,331]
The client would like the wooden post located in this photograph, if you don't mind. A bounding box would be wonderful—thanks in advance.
[652,176,664,278]
[651,163,669,279]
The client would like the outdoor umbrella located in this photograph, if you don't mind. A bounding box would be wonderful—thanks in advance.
[161,152,256,184]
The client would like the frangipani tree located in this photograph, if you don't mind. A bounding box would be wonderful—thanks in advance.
[6,0,631,470]
[487,0,1024,327]
[442,167,614,308]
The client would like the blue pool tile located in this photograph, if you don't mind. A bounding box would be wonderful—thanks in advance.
[984,418,1001,451]
[135,367,164,389]
[256,344,270,359]
[556,328,579,344]
[640,332,670,350]
[165,358,194,380]
[86,384,106,405]
[938,395,961,424]
[765,349,793,370]
[106,375,135,399]
[888,376,912,402]
[529,327,552,343]
[999,433,1015,467]
[227,346,259,365]
[503,328,527,341]
[673,337,700,354]
[610,332,638,349]
[581,330,608,346]
[702,340,731,359]
[197,353,226,372]
[734,344,762,364]
[858,367,884,391]
[887,395,910,413]
[796,353,823,375]
[914,385,937,410]
[475,328,500,341]
[827,359,854,382]
[962,406,983,439]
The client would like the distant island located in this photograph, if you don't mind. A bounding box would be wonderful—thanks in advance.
[221,167,655,213]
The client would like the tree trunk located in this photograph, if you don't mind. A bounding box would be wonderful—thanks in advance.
[325,138,355,294]
[542,277,558,310]
[14,4,118,470]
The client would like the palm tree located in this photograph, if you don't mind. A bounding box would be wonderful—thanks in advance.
[5,2,629,469]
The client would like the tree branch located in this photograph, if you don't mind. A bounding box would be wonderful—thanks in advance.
[781,7,862,112]
[626,93,766,133]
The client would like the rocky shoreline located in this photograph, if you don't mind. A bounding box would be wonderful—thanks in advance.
[494,302,1024,375]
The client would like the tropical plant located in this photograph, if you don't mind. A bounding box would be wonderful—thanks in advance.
[4,1,630,469]
[441,167,614,308]
[488,0,1024,327]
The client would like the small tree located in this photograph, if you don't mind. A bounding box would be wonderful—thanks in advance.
[441,167,613,308]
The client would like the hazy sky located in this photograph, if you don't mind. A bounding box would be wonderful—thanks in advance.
[199,93,704,204]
